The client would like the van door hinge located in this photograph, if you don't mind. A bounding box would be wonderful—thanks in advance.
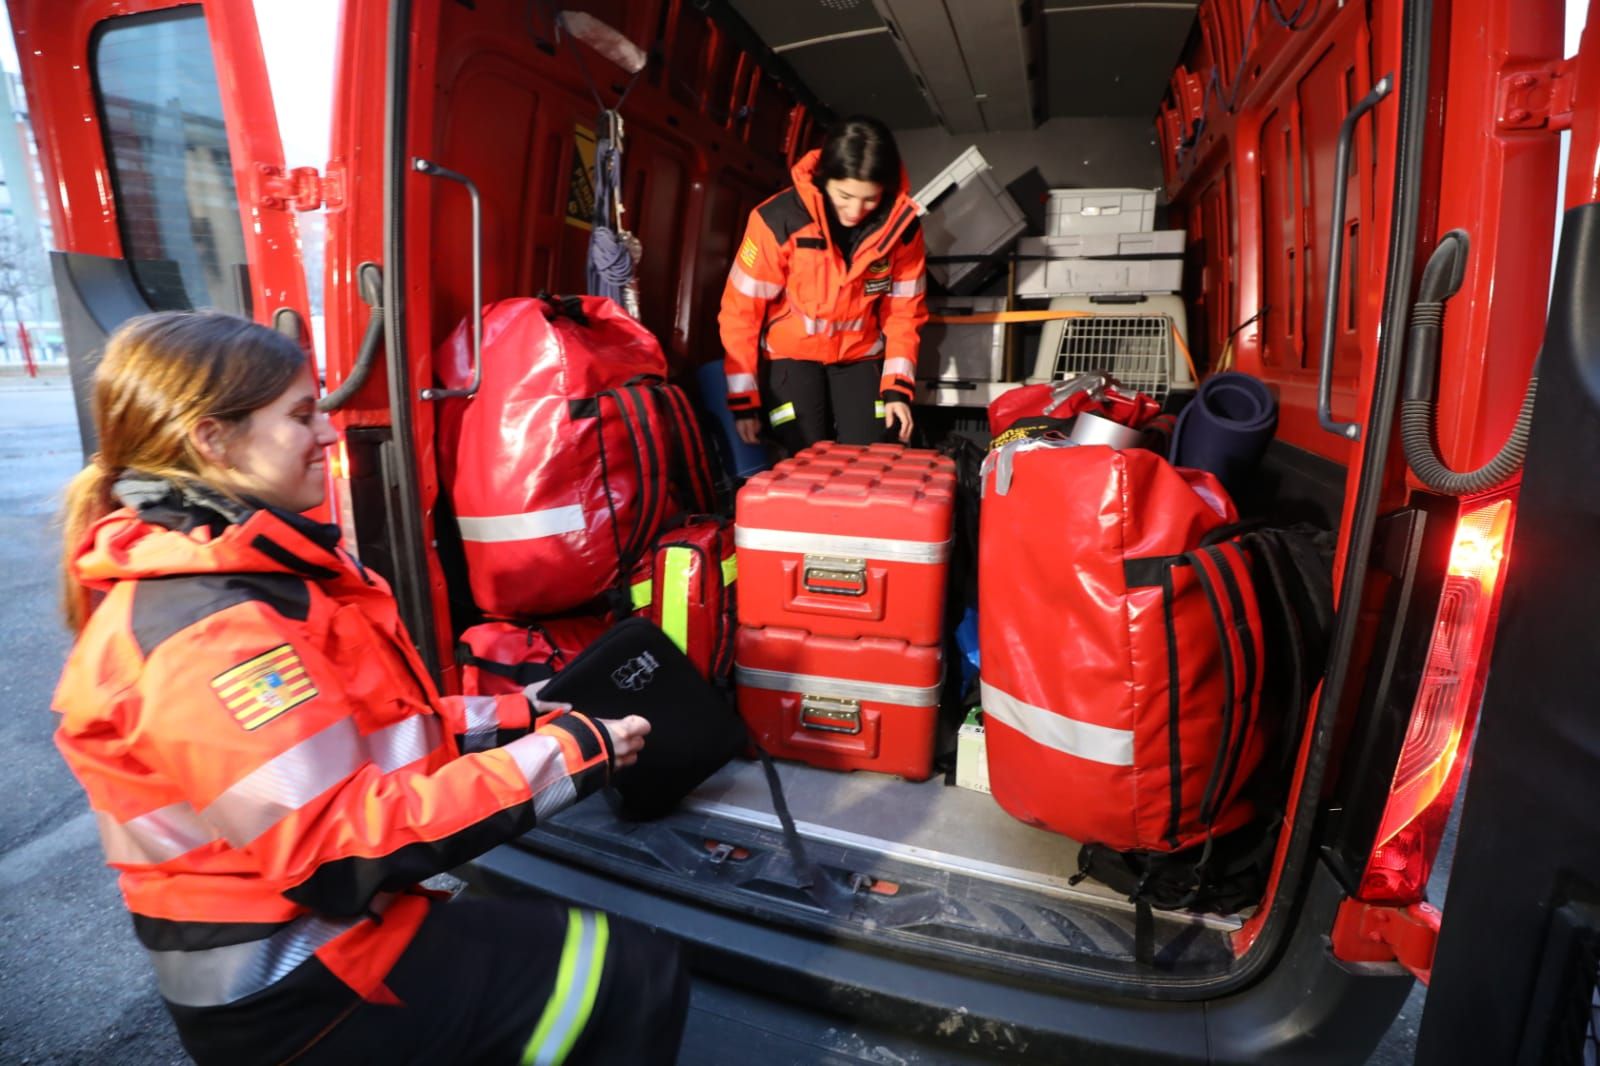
[1330,897,1441,984]
[1498,60,1576,132]
[255,163,345,211]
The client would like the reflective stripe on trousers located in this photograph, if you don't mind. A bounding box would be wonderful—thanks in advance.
[522,908,611,1066]
[147,893,397,1007]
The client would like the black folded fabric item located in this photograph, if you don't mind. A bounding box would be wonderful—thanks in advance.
[539,617,747,819]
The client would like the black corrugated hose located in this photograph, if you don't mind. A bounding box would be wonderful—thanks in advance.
[1401,229,1538,495]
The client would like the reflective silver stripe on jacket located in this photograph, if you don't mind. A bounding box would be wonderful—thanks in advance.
[457,505,586,544]
[883,356,917,381]
[798,310,865,336]
[735,665,941,707]
[96,803,219,866]
[96,715,445,865]
[726,372,758,395]
[727,262,783,300]
[979,681,1135,766]
[203,714,445,848]
[147,892,396,1008]
[504,731,581,821]
[888,277,925,297]
[734,526,951,564]
[458,694,503,753]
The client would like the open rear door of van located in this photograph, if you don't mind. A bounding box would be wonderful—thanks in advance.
[11,0,318,453]
[1415,9,1600,1062]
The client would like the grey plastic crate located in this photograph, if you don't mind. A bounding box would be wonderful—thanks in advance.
[1018,231,1185,259]
[918,296,1006,383]
[913,147,1027,295]
[1045,188,1157,236]
[1014,257,1183,298]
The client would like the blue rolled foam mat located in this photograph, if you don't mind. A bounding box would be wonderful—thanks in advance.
[695,359,771,479]
[1170,372,1278,498]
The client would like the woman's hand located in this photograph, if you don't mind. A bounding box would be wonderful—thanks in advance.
[599,715,651,769]
[884,401,914,443]
[735,415,762,446]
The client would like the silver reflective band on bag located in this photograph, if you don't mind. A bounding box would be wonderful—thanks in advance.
[736,665,942,708]
[734,527,951,565]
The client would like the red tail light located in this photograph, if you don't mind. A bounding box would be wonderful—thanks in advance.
[1359,496,1515,903]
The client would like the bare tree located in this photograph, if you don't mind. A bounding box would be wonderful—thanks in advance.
[0,213,49,363]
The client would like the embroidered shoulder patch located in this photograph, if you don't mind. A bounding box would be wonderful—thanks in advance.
[212,644,318,730]
[739,238,759,268]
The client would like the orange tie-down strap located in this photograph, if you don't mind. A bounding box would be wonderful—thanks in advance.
[927,312,1200,388]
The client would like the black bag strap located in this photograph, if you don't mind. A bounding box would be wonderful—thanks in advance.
[535,291,590,326]
[1183,547,1248,828]
[650,383,719,516]
[756,747,848,908]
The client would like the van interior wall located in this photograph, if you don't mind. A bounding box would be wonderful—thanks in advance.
[896,118,1163,205]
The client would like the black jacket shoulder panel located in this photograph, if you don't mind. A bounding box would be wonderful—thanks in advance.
[131,572,312,658]
[901,215,922,245]
[757,189,813,247]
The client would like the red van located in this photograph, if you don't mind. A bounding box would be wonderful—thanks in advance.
[18,0,1600,1061]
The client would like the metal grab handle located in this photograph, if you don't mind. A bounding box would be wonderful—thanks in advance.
[1317,73,1393,442]
[414,158,482,401]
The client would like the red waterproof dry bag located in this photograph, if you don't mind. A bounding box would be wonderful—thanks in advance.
[978,439,1264,854]
[438,296,712,618]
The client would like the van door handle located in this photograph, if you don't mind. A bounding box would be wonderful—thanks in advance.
[1317,74,1392,442]
[413,158,482,401]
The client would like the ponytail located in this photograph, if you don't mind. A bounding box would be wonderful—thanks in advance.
[59,457,119,633]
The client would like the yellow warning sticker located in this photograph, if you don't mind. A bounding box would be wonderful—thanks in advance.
[739,238,759,269]
[211,644,318,730]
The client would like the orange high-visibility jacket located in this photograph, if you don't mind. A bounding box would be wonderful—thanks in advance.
[718,149,928,416]
[52,480,614,1010]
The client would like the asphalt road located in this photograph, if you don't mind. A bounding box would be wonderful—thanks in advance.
[0,372,1437,1064]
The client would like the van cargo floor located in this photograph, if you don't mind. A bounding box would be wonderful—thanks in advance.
[681,758,1242,932]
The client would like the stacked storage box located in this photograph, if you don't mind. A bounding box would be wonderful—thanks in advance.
[734,443,956,780]
[1015,188,1185,299]
[912,147,1026,296]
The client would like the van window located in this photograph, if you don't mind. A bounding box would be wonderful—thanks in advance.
[90,7,248,313]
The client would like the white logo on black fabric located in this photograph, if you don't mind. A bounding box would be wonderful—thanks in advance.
[611,651,660,692]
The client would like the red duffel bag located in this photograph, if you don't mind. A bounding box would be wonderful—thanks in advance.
[438,295,690,618]
[978,438,1262,854]
[457,615,613,696]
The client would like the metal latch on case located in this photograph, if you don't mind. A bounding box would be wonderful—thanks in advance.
[800,694,862,734]
[801,554,867,596]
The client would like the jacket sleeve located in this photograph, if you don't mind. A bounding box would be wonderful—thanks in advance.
[131,606,614,917]
[878,220,929,404]
[435,692,534,753]
[718,209,787,415]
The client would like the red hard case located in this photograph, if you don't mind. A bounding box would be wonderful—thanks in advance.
[734,443,956,645]
[735,625,942,780]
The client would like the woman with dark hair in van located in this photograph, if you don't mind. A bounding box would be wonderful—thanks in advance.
[52,311,686,1065]
[720,114,928,451]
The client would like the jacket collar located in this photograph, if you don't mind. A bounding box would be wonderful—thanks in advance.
[789,149,920,268]
[74,474,348,589]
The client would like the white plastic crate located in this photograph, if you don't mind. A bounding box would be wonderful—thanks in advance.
[918,295,1006,383]
[1045,188,1157,236]
[1014,257,1183,299]
[913,147,1027,295]
[1018,231,1185,259]
[1027,295,1195,401]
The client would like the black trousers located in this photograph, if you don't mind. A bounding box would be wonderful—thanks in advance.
[761,356,887,452]
[171,894,689,1066]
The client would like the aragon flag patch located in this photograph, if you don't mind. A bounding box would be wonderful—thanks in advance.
[738,237,759,268]
[211,644,318,730]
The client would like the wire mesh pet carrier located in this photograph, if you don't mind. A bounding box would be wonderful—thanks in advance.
[1039,314,1180,400]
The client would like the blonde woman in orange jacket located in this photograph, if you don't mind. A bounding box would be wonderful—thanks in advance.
[720,115,928,451]
[52,311,684,1065]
